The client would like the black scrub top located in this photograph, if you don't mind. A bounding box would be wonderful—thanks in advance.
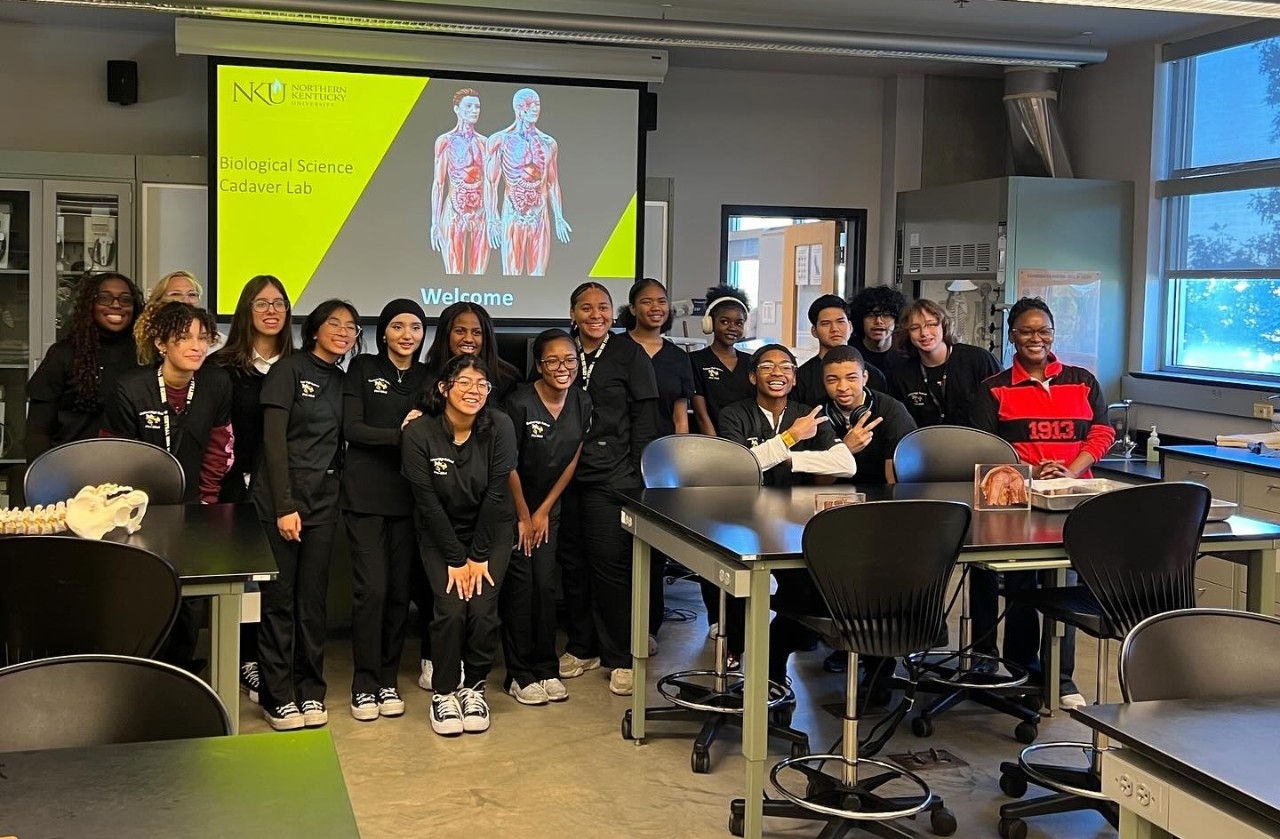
[106,364,234,504]
[860,344,909,376]
[647,339,696,438]
[794,353,888,407]
[214,361,267,504]
[503,382,592,511]
[689,346,754,432]
[822,389,917,486]
[25,330,139,459]
[401,410,517,567]
[718,397,841,488]
[341,353,429,517]
[888,342,1000,429]
[252,351,344,525]
[574,331,660,489]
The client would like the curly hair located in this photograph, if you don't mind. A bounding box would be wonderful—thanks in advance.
[848,285,906,340]
[705,284,750,312]
[141,302,219,361]
[134,271,204,364]
[67,272,144,413]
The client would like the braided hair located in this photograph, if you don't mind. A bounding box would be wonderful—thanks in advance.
[67,272,144,413]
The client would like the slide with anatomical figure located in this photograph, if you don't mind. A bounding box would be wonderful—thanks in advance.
[214,63,641,320]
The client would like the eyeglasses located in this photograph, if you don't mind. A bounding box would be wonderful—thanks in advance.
[1011,327,1055,340]
[867,312,895,322]
[907,320,941,334]
[93,292,135,307]
[323,319,361,336]
[252,299,289,313]
[163,290,202,303]
[755,362,796,374]
[450,377,493,394]
[539,356,579,370]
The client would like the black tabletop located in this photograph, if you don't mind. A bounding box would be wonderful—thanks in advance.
[1073,698,1280,826]
[104,503,277,585]
[619,483,1280,562]
[1093,457,1162,483]
[0,729,359,838]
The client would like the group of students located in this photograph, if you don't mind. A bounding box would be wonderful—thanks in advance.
[25,269,1111,739]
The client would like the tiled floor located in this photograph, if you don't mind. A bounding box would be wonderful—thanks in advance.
[237,579,1118,839]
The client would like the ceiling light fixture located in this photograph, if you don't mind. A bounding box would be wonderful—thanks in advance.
[14,0,1109,66]
[995,0,1280,17]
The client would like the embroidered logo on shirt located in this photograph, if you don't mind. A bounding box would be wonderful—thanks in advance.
[140,410,165,429]
[431,457,454,476]
[370,377,389,394]
[300,380,319,398]
[907,392,926,407]
[526,420,549,439]
[704,367,722,381]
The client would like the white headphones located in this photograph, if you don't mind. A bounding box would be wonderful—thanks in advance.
[701,296,749,335]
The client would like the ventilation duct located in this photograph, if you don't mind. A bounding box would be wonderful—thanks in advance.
[18,0,1110,67]
[1004,67,1074,178]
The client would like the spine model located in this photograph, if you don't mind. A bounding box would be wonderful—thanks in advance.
[0,502,69,534]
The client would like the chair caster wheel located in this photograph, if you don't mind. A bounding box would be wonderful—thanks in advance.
[1014,721,1038,744]
[691,748,711,774]
[911,716,934,737]
[999,769,1029,798]
[728,812,744,837]
[1018,692,1043,713]
[930,806,957,836]
[621,710,633,741]
[998,817,1028,839]
[790,741,809,759]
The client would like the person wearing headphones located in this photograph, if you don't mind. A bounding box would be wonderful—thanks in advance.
[689,286,755,437]
[793,294,887,408]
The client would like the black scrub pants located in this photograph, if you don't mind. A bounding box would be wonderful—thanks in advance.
[559,481,640,670]
[259,521,336,708]
[501,512,560,689]
[423,541,511,696]
[408,557,434,662]
[346,512,415,695]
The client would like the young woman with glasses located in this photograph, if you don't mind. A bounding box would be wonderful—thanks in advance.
[133,270,205,366]
[342,299,429,722]
[25,272,144,462]
[402,353,517,736]
[557,281,659,697]
[254,299,361,731]
[210,275,295,704]
[499,328,592,706]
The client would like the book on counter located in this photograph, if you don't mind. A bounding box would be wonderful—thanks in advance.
[1215,431,1280,449]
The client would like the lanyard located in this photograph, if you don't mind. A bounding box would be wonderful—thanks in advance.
[921,350,949,419]
[576,332,609,390]
[157,366,196,454]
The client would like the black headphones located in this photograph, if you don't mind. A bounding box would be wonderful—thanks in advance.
[825,391,874,434]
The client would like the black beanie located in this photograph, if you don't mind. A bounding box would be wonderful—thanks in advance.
[375,298,427,355]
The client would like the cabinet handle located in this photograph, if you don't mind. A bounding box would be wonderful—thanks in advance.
[1186,470,1210,477]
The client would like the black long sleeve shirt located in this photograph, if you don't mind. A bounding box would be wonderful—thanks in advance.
[25,330,139,460]
[574,332,659,490]
[341,353,428,517]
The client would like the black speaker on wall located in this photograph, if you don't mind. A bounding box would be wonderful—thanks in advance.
[641,90,658,132]
[107,60,138,106]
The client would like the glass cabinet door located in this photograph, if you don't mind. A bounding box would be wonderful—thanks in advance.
[0,180,42,495]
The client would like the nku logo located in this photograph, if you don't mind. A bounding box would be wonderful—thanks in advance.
[232,79,286,105]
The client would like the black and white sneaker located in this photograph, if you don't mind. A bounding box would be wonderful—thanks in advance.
[458,683,490,733]
[378,687,406,717]
[263,701,305,731]
[431,693,464,736]
[240,661,260,705]
[350,692,379,721]
[300,699,328,727]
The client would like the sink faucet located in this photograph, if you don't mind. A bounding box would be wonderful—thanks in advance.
[1107,399,1135,458]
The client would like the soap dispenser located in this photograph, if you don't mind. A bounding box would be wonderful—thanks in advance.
[1146,425,1161,463]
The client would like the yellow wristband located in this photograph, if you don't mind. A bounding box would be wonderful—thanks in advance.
[780,430,796,448]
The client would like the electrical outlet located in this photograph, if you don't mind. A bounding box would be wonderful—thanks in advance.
[1254,402,1275,420]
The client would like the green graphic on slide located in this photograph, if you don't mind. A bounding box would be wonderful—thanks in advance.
[216,67,428,311]
[588,193,638,279]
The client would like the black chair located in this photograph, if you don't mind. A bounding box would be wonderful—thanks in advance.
[623,434,809,774]
[730,500,970,838]
[25,437,186,506]
[996,482,1212,839]
[0,654,231,751]
[891,426,1037,743]
[0,535,181,666]
[1121,607,1280,701]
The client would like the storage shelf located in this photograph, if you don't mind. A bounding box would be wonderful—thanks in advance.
[0,269,29,275]
[0,363,29,369]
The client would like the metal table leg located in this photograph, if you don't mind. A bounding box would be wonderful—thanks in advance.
[630,533,651,741]
[740,565,773,839]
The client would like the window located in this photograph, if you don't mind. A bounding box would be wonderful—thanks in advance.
[1160,34,1280,380]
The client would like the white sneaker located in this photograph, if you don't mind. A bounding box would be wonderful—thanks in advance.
[431,693,464,736]
[540,678,569,702]
[351,693,379,722]
[648,635,659,656]
[559,652,601,679]
[458,685,491,733]
[707,622,719,640]
[508,680,550,706]
[377,687,406,717]
[609,667,634,696]
[1060,692,1088,711]
[300,699,328,727]
[418,659,434,692]
[263,701,305,731]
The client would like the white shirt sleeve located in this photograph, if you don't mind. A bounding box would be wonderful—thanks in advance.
[748,438,857,478]
[749,435,792,473]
